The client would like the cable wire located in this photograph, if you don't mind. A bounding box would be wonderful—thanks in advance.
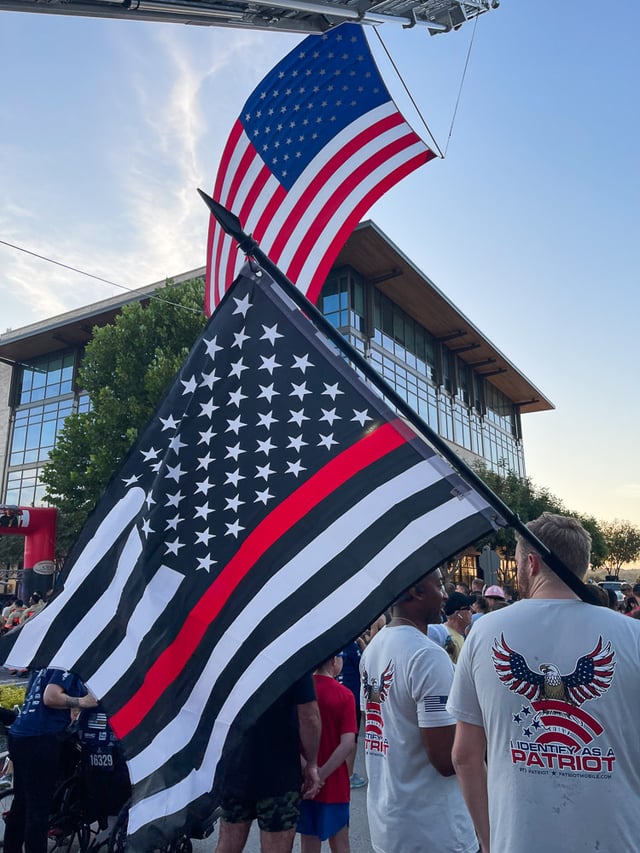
[0,239,203,315]
[371,27,445,160]
[444,13,479,157]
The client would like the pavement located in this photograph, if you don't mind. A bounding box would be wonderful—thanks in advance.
[0,667,30,686]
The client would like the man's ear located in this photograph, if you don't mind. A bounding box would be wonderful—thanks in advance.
[528,552,540,575]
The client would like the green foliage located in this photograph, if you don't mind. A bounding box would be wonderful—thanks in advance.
[472,464,609,571]
[472,463,567,558]
[0,535,24,569]
[600,519,640,576]
[0,684,25,710]
[577,515,608,570]
[41,278,207,545]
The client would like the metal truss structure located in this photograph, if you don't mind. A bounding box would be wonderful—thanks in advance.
[0,0,498,34]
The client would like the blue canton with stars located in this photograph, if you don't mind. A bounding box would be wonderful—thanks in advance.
[118,267,380,582]
[240,24,389,190]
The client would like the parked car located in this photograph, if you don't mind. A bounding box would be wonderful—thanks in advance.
[598,581,624,604]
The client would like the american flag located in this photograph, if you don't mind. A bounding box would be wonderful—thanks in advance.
[205,22,435,315]
[2,265,500,849]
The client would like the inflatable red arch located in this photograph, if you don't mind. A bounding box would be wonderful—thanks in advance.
[0,505,57,600]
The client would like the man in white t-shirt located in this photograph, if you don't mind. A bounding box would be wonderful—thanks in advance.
[448,513,640,853]
[360,568,477,853]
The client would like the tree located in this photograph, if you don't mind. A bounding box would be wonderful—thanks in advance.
[600,520,640,577]
[0,534,23,570]
[472,463,567,559]
[41,278,207,547]
[578,515,608,570]
[471,464,608,570]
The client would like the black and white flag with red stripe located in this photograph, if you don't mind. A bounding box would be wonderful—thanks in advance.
[2,264,503,849]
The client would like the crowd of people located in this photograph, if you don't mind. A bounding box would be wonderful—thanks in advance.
[2,513,640,852]
[212,512,640,853]
[1,594,46,633]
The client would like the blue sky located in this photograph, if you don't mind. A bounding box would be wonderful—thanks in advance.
[1,1,639,526]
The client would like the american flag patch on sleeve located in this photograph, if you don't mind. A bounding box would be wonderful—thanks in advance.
[423,695,448,713]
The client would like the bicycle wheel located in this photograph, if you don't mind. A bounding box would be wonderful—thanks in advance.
[0,788,14,847]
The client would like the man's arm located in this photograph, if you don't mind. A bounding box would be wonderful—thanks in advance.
[43,683,99,711]
[419,725,455,777]
[297,699,322,799]
[318,731,356,784]
[452,720,490,853]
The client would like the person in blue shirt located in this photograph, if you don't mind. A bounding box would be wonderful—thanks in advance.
[4,667,98,853]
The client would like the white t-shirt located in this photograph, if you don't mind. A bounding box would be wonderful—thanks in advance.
[448,598,640,853]
[360,625,477,853]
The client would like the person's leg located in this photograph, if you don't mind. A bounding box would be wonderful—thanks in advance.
[3,735,27,853]
[215,819,252,853]
[300,832,322,853]
[259,827,296,853]
[328,825,350,853]
[256,791,300,853]
[216,793,255,853]
[23,735,61,853]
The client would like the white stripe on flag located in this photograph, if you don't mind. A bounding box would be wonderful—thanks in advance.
[127,483,485,833]
[292,140,427,288]
[86,564,186,697]
[47,525,144,670]
[257,103,398,254]
[126,457,442,780]
[7,488,146,668]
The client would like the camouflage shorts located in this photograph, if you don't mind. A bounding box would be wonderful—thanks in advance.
[220,789,301,832]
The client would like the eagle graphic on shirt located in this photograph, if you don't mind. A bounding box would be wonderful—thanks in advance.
[362,661,394,746]
[362,660,394,704]
[492,634,615,706]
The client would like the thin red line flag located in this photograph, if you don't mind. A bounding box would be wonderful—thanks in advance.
[205,23,435,315]
[1,264,500,849]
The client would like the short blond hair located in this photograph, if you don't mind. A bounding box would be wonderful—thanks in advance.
[516,513,591,579]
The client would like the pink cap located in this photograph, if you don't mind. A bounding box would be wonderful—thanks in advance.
[484,584,505,599]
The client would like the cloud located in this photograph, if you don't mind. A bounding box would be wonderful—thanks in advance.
[106,26,299,288]
[0,25,299,332]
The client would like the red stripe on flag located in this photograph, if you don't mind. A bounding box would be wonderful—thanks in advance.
[266,113,406,264]
[219,174,286,297]
[214,121,244,202]
[110,419,409,738]
[285,132,427,285]
[206,120,244,313]
[300,149,435,303]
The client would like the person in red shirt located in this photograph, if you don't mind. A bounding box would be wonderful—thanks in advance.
[297,655,358,852]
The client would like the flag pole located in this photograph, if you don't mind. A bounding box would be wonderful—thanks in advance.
[198,190,600,605]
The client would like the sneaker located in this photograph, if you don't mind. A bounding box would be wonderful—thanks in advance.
[350,773,367,789]
[0,776,12,790]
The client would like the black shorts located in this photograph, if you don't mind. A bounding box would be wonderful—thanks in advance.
[220,790,301,832]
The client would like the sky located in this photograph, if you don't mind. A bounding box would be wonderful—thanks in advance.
[1,1,639,526]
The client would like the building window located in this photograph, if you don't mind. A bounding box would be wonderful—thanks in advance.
[10,400,74,466]
[4,349,87,507]
[319,268,364,332]
[5,468,47,507]
[316,274,525,478]
[18,353,75,405]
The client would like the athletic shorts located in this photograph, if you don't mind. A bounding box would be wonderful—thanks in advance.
[297,801,349,841]
[220,789,301,832]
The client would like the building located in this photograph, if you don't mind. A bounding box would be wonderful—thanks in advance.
[0,220,552,545]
